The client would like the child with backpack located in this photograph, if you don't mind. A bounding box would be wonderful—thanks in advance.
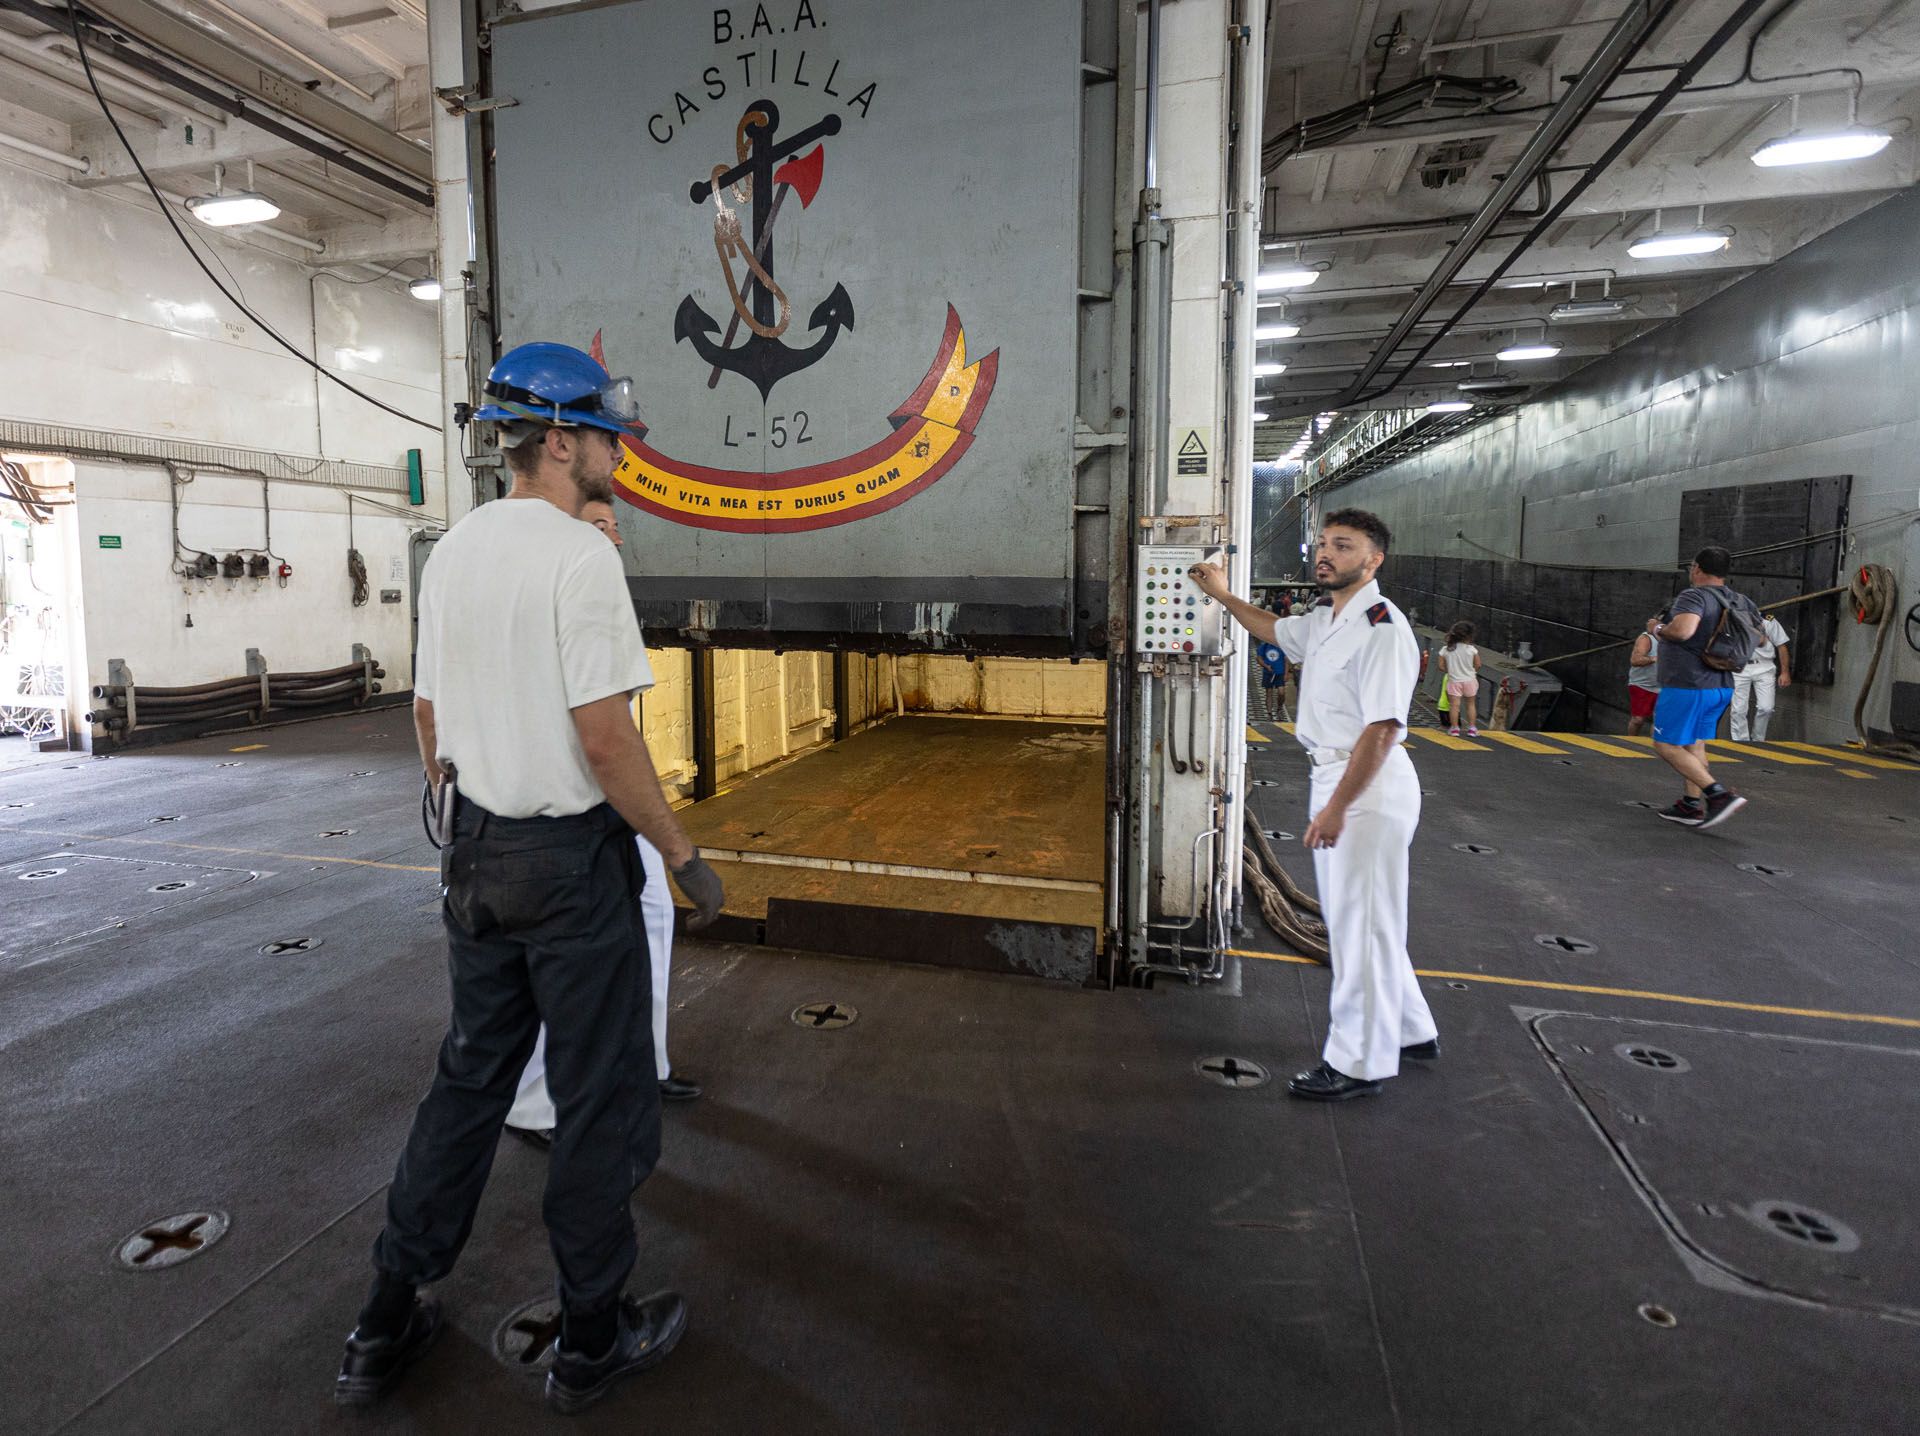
[1645,545,1764,830]
[1439,621,1482,737]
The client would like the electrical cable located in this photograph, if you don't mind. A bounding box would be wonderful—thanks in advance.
[65,8,441,435]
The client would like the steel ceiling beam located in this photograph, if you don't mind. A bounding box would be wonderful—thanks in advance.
[1272,0,1682,416]
[61,0,427,182]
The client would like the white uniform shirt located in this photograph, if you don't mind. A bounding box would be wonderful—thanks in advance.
[1739,616,1791,676]
[1267,580,1420,753]
[416,497,654,818]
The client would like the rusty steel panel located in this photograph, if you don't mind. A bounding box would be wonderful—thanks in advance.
[487,0,1088,653]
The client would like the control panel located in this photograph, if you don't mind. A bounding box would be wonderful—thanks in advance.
[1136,545,1227,657]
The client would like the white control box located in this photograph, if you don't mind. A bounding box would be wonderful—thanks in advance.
[1136,545,1227,657]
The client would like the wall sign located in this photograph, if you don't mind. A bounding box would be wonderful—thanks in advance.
[98,535,122,549]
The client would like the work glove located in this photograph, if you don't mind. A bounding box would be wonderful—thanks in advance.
[671,854,725,931]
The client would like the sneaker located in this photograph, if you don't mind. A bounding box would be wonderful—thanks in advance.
[1467,728,1480,737]
[545,1291,688,1415]
[1697,790,1748,831]
[1448,728,1461,737]
[1656,798,1705,826]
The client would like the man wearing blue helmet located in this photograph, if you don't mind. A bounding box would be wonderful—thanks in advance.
[338,342,723,1416]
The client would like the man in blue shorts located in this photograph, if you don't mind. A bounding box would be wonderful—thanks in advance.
[1645,545,1755,830]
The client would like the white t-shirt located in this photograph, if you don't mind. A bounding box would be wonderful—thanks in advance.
[415,497,653,818]
[1441,643,1478,682]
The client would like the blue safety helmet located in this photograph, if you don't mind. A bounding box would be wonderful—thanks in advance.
[471,342,643,437]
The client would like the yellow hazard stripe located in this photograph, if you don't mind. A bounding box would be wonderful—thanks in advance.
[1773,742,1918,771]
[1473,731,1567,755]
[1246,726,1270,744]
[1546,733,1655,759]
[1406,727,1489,751]
[1706,740,1826,765]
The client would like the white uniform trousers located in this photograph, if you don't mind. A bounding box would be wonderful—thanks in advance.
[1730,666,1777,742]
[1309,746,1436,1081]
[507,836,673,1130]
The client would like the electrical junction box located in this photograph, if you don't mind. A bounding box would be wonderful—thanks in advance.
[1136,545,1226,657]
[380,589,403,605]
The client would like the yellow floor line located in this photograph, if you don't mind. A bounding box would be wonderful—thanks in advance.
[1707,740,1827,766]
[1406,727,1490,751]
[1474,731,1568,755]
[1774,742,1919,771]
[229,743,267,753]
[1228,949,1920,1031]
[0,825,437,874]
[1246,726,1270,744]
[1610,734,1740,764]
[1839,769,1877,780]
[1544,733,1654,759]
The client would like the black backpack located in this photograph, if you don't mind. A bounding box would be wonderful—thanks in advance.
[1697,587,1765,673]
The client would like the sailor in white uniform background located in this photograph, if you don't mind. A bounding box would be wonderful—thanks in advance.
[505,497,702,1150]
[1191,507,1438,1100]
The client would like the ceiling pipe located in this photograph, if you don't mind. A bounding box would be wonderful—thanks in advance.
[19,31,226,124]
[0,0,431,208]
[1355,0,1782,408]
[0,128,88,170]
[178,0,377,103]
[1271,0,1684,419]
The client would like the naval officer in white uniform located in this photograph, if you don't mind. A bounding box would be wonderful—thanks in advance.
[1191,508,1438,1100]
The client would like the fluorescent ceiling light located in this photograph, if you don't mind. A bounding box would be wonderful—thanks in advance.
[1549,298,1628,322]
[1752,128,1892,167]
[1255,323,1301,339]
[1253,362,1287,376]
[1257,267,1321,291]
[1252,410,1270,422]
[1629,230,1730,260]
[184,191,280,227]
[1426,400,1473,414]
[408,276,443,301]
[1428,359,1471,369]
[1496,342,1561,362]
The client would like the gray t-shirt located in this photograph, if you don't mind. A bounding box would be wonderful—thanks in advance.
[1656,584,1759,690]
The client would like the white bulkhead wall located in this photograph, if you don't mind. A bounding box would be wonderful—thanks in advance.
[0,157,446,709]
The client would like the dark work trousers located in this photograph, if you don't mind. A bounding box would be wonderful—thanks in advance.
[372,799,662,1315]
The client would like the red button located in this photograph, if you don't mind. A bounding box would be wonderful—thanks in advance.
[1183,641,1194,652]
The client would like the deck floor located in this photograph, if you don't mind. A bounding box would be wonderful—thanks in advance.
[2,708,1916,1433]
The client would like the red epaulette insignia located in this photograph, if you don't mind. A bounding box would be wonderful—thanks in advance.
[1366,601,1391,626]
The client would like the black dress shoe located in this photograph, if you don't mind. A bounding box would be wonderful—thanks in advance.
[658,1074,702,1102]
[506,1124,553,1151]
[1402,1038,1440,1061]
[1287,1061,1384,1101]
[335,1294,443,1405]
[545,1290,689,1415]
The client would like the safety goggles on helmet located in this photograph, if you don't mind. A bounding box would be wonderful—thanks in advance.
[482,374,641,428]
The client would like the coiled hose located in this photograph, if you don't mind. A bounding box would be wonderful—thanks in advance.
[1243,808,1329,965]
[1848,563,1918,758]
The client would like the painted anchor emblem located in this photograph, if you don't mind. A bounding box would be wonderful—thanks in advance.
[677,100,853,402]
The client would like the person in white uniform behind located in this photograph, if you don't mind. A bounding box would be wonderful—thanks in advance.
[507,498,701,1150]
[1191,508,1438,1101]
[1729,612,1791,742]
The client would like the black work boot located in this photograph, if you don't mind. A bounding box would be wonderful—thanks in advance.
[545,1291,688,1415]
[1287,1060,1384,1101]
[335,1293,443,1404]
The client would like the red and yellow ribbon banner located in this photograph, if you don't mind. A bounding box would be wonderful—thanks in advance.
[612,305,998,533]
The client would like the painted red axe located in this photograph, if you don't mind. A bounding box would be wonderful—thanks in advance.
[708,144,827,390]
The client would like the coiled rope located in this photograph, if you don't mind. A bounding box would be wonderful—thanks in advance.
[1242,809,1329,965]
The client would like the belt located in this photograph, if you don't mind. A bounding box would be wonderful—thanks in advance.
[451,796,622,837]
[1308,747,1352,767]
